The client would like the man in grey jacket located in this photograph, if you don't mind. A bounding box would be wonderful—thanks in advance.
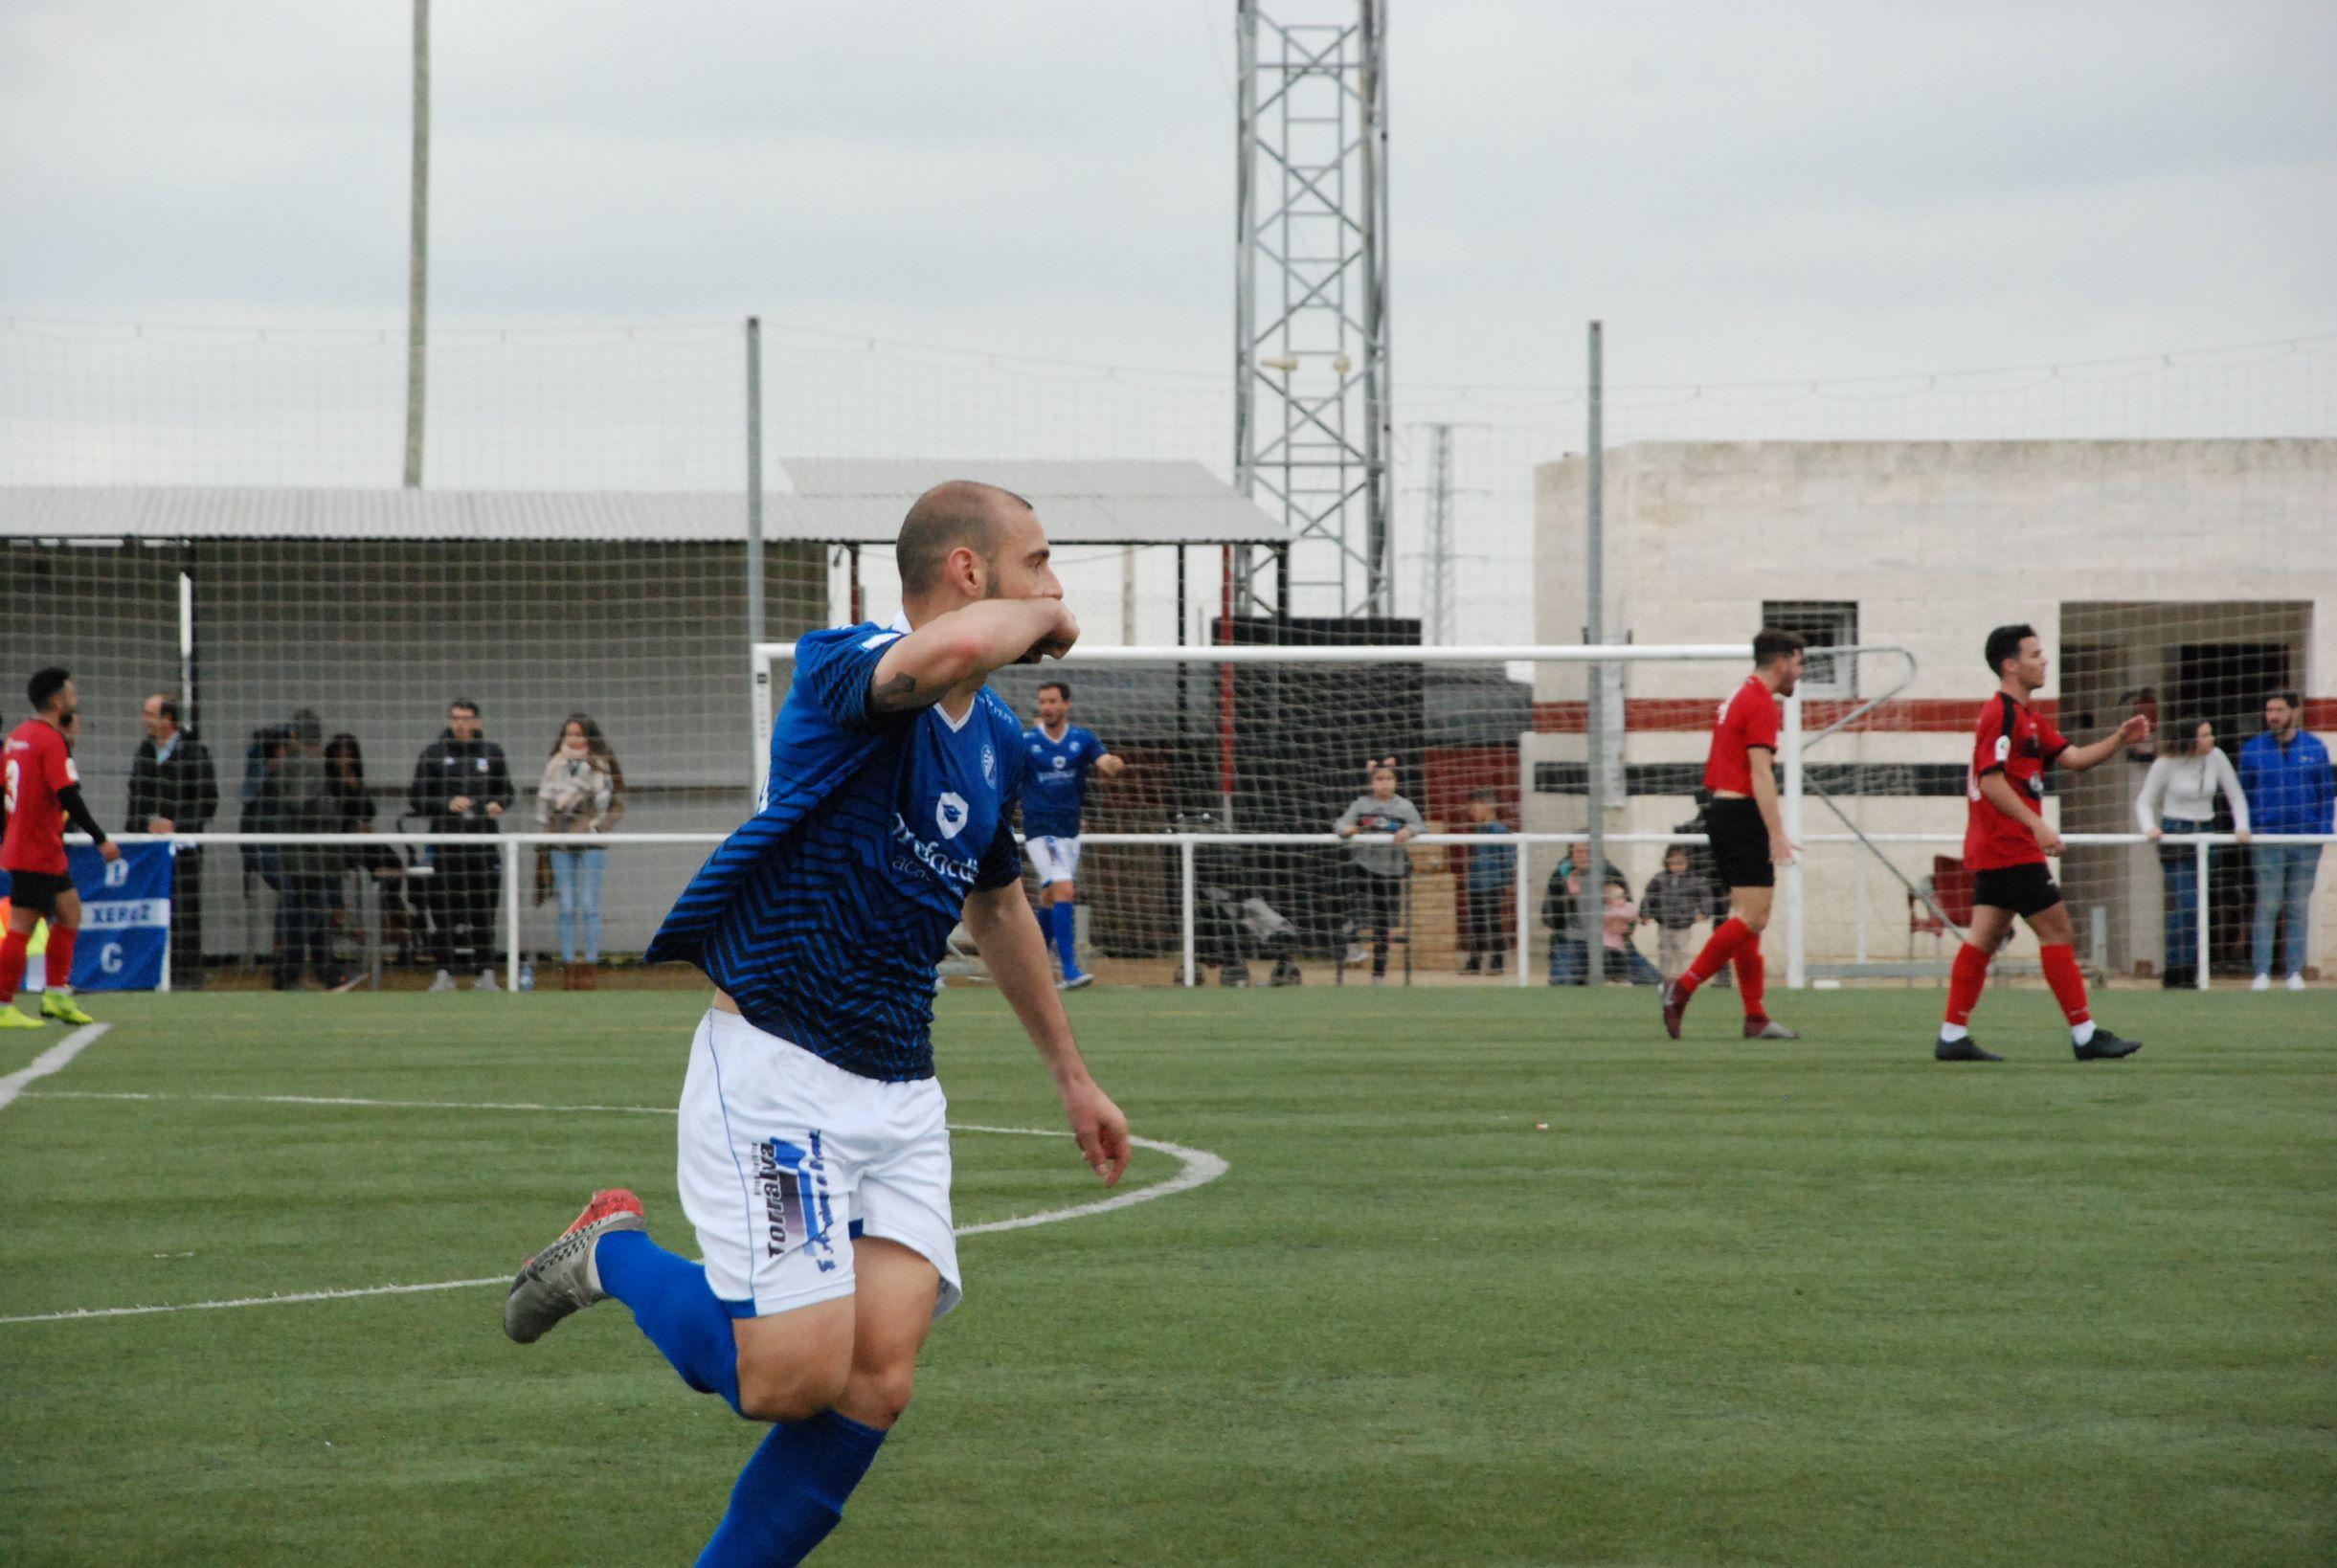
[1334,759,1423,983]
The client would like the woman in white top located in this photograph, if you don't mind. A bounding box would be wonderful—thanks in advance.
[536,713,625,988]
[2135,715,2251,988]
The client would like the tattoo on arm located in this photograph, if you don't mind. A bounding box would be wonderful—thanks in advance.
[871,672,920,712]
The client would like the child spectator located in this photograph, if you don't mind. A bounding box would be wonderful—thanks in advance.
[1640,844,1709,982]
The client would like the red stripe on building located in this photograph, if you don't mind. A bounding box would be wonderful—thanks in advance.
[1530,697,2118,734]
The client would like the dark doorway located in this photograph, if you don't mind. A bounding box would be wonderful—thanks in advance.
[2168,642,2292,973]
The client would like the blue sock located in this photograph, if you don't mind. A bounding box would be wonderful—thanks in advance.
[1050,901,1078,975]
[595,1228,742,1414]
[698,1409,888,1567]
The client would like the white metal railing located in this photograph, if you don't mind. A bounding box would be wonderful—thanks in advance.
[72,828,2329,995]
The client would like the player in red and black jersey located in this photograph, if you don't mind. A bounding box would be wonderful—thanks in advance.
[1935,624,2150,1063]
[2,667,120,1028]
[1664,627,1805,1042]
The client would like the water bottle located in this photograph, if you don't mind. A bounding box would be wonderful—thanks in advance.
[519,961,535,992]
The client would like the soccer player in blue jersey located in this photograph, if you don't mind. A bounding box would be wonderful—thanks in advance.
[1020,680,1126,989]
[502,481,1133,1566]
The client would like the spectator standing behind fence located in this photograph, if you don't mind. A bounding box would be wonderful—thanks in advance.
[1541,841,1625,986]
[1334,759,1422,983]
[126,692,219,990]
[1602,878,1664,986]
[537,714,625,991]
[2239,690,2333,992]
[1458,788,1514,974]
[412,697,514,993]
[2136,716,2250,989]
[1641,845,1709,983]
[265,710,352,992]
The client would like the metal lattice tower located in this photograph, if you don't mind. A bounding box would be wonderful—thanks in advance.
[1233,0,1392,619]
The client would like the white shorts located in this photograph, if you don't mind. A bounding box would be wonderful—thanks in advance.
[678,1008,962,1322]
[1025,834,1082,887]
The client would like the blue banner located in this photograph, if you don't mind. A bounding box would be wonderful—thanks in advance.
[0,843,174,992]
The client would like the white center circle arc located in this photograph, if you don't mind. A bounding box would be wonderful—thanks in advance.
[0,1092,1228,1326]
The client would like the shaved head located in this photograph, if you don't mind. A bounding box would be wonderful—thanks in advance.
[896,481,1034,598]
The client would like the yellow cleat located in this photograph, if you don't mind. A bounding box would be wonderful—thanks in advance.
[0,1005,46,1029]
[40,992,95,1026]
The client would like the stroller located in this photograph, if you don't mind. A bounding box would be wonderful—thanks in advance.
[1196,885,1304,988]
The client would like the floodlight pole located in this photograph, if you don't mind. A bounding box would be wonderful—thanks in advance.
[1578,321,1608,973]
[1232,0,1393,618]
[402,0,429,489]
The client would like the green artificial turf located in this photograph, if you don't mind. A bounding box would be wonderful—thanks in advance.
[1,986,2330,1565]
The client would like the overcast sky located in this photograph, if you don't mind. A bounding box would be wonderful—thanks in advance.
[4,0,2332,389]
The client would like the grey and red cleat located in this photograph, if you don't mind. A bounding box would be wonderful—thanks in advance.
[504,1188,645,1344]
[1742,1015,1801,1041]
[1660,982,1690,1040]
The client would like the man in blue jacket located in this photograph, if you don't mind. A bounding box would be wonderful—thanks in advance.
[2238,690,2333,991]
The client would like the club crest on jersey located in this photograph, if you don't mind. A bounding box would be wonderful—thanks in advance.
[935,791,970,840]
[1053,755,1068,771]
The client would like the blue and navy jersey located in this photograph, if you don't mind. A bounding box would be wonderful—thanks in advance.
[645,622,1026,1082]
[1018,724,1108,838]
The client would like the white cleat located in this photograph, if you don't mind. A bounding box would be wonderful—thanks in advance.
[2252,974,2272,992]
[473,969,500,992]
[428,969,458,993]
[2287,974,2308,992]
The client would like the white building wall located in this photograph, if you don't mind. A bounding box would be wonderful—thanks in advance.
[1533,439,2337,978]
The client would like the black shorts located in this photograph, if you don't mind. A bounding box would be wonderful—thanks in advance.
[1705,798,1774,889]
[3,868,75,920]
[1971,862,2063,919]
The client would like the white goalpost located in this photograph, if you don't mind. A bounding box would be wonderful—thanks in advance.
[750,639,1922,991]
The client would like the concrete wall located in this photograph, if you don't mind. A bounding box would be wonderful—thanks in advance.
[1532,439,2337,975]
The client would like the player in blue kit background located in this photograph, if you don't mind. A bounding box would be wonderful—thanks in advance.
[501,481,1132,1566]
[1020,680,1125,989]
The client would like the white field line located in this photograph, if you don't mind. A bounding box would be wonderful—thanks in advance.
[0,1092,1227,1326]
[0,1022,109,1112]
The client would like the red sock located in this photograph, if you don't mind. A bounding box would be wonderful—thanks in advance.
[45,926,77,990]
[1944,942,1989,1028]
[1678,918,1753,996]
[2039,943,2090,1027]
[1732,941,1766,1019]
[0,929,27,1002]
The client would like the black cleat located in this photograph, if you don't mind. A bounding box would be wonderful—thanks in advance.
[2073,1029,2142,1062]
[1934,1035,2002,1062]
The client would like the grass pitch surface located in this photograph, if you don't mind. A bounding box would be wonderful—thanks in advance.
[2,986,2330,1566]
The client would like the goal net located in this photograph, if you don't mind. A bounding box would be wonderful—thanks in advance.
[751,638,1932,990]
[5,317,2330,993]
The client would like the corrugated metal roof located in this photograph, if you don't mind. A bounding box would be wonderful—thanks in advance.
[0,463,1283,545]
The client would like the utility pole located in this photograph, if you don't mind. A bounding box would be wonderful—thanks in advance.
[402,0,430,488]
[1426,421,1453,642]
[1578,321,1607,972]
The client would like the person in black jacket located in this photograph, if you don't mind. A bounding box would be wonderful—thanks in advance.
[127,693,220,989]
[411,698,514,991]
[1540,841,1625,986]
